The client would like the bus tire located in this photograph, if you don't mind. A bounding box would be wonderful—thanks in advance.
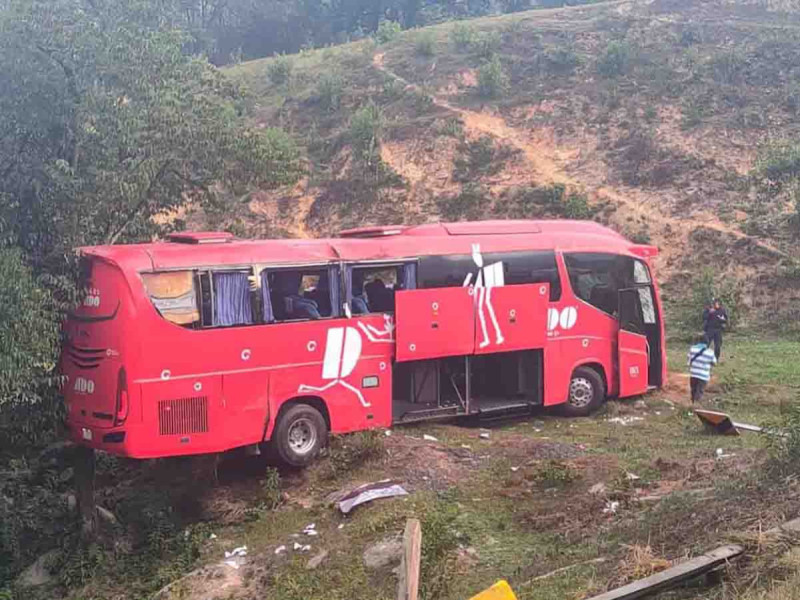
[562,367,605,417]
[272,403,328,468]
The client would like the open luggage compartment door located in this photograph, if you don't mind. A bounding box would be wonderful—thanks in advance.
[618,288,649,398]
[395,287,475,362]
[473,283,549,354]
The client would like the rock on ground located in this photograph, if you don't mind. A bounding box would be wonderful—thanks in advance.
[363,537,403,570]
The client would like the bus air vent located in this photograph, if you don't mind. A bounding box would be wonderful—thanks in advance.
[167,232,234,244]
[158,396,208,435]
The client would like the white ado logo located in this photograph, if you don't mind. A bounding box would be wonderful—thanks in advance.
[547,307,578,331]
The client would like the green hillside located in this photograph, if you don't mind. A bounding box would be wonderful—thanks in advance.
[223,0,800,330]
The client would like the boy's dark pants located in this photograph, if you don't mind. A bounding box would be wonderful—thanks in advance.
[706,329,723,360]
[690,377,707,403]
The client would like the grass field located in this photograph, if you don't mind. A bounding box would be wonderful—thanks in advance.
[49,334,800,600]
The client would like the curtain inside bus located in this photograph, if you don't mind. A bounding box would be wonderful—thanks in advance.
[259,270,274,323]
[403,263,417,291]
[213,272,253,326]
[141,271,199,326]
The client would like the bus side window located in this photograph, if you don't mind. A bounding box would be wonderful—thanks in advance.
[264,266,339,322]
[142,270,201,328]
[348,263,415,314]
[564,253,643,317]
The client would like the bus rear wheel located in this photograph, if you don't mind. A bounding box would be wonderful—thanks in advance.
[272,404,328,468]
[562,367,605,417]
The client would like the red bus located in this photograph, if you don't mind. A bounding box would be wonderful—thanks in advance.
[61,220,665,467]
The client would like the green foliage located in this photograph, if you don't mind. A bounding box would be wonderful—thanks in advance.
[437,184,488,221]
[267,53,293,84]
[437,117,464,138]
[349,102,383,170]
[753,141,800,191]
[766,401,800,476]
[419,497,461,600]
[477,55,509,98]
[374,19,402,44]
[471,31,502,60]
[317,72,345,111]
[414,30,436,57]
[453,136,516,182]
[261,467,283,510]
[670,267,742,337]
[542,46,582,75]
[326,430,385,478]
[532,460,577,487]
[0,0,302,267]
[450,22,477,51]
[498,183,600,221]
[597,40,630,78]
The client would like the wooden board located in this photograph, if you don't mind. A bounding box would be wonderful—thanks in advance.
[583,545,743,600]
[397,518,422,600]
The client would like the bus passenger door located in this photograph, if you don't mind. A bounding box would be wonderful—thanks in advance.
[395,287,475,362]
[617,288,649,398]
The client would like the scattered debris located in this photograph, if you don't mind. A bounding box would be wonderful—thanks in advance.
[275,545,287,555]
[607,417,644,426]
[423,434,438,442]
[626,472,640,481]
[582,544,743,600]
[695,409,781,437]
[603,501,620,515]
[634,400,647,409]
[589,483,607,496]
[294,542,303,551]
[338,523,345,530]
[510,466,520,472]
[225,546,248,559]
[385,430,392,436]
[480,432,491,440]
[461,444,472,449]
[302,545,311,552]
[306,549,329,570]
[209,533,217,540]
[337,480,409,514]
[363,537,404,570]
[224,560,241,570]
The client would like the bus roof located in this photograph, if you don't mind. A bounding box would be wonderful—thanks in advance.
[78,220,655,272]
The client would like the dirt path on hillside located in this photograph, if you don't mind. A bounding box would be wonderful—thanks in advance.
[372,53,789,269]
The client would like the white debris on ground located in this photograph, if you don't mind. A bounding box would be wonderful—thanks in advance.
[626,472,640,481]
[275,545,287,555]
[603,501,620,514]
[480,432,490,439]
[338,523,345,530]
[607,416,644,425]
[223,545,248,569]
[337,480,409,514]
[423,434,438,442]
[304,523,319,536]
[209,533,217,540]
[384,430,392,436]
[224,546,247,559]
[716,448,735,460]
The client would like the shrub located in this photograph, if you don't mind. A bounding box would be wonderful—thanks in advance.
[532,460,577,487]
[563,191,594,220]
[597,40,630,78]
[326,430,384,478]
[350,102,383,168]
[317,72,344,111]
[542,46,581,75]
[415,30,436,57]
[472,31,502,60]
[753,141,800,190]
[453,136,516,182]
[477,55,509,98]
[267,53,293,85]
[419,498,461,600]
[437,184,488,221]
[450,22,477,51]
[260,467,283,510]
[766,402,800,476]
[374,19,402,44]
[438,117,464,138]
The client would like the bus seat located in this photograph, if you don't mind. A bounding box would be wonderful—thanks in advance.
[351,296,369,315]
[284,296,321,320]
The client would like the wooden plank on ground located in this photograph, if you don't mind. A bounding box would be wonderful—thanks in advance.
[583,544,743,600]
[397,518,422,600]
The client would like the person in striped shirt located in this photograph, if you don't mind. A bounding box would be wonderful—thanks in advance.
[688,334,717,403]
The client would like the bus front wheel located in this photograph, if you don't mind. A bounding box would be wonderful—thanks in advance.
[562,367,605,417]
[272,403,329,468]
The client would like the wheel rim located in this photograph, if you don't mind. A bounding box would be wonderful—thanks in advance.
[569,377,594,408]
[287,418,317,456]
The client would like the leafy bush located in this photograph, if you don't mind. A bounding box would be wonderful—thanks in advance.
[438,117,464,138]
[453,136,516,181]
[766,402,800,476]
[267,53,293,85]
[437,184,488,221]
[753,141,800,191]
[450,22,477,51]
[542,46,581,75]
[477,55,509,98]
[349,102,383,169]
[597,40,630,78]
[415,30,436,57]
[0,248,61,450]
[532,460,577,487]
[374,19,402,44]
[317,72,344,111]
[471,31,502,60]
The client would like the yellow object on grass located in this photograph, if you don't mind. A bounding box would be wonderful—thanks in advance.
[468,580,517,600]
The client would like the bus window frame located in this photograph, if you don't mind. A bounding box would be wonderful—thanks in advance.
[344,259,418,316]
[258,262,343,323]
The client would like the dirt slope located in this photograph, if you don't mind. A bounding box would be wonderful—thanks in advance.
[221,0,800,326]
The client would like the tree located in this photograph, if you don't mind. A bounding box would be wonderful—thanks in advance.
[0,0,302,273]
